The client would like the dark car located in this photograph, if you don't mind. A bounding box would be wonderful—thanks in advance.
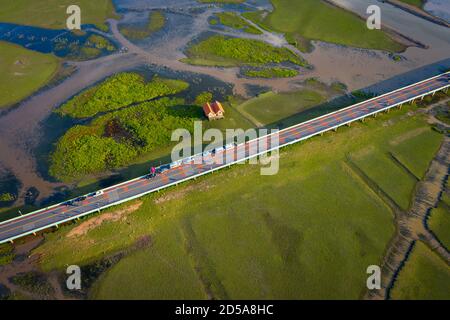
[64,200,75,206]
[75,196,87,202]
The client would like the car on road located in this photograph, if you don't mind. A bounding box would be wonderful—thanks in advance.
[88,190,104,198]
[158,165,170,173]
[63,200,75,206]
[170,160,182,169]
[74,196,87,202]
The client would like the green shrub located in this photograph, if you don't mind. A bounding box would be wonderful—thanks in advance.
[0,193,15,202]
[50,98,201,181]
[57,73,189,118]
[194,92,213,106]
[184,35,306,67]
[244,67,299,78]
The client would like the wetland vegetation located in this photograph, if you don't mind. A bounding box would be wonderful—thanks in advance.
[182,35,306,67]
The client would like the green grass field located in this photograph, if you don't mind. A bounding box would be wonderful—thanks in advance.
[349,119,442,211]
[237,90,326,125]
[351,149,418,210]
[389,128,443,179]
[391,241,450,300]
[244,0,405,52]
[91,220,208,299]
[0,41,59,108]
[32,104,444,299]
[0,0,117,30]
[428,202,450,250]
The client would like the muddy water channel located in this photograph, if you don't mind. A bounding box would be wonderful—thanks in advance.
[0,0,449,215]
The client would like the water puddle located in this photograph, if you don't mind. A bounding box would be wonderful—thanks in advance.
[0,23,117,59]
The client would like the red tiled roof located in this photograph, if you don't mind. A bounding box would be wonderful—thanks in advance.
[203,102,214,116]
[211,101,224,114]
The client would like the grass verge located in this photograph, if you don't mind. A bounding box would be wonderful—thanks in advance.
[0,41,59,109]
[391,241,450,299]
[0,0,118,30]
[243,0,405,52]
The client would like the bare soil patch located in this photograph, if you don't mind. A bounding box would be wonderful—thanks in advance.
[67,201,143,238]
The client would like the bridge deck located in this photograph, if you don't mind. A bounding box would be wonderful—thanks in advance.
[0,72,449,244]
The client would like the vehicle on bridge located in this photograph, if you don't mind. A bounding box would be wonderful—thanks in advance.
[88,190,104,198]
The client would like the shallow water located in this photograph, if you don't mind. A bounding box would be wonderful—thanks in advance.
[0,23,116,58]
[424,0,450,23]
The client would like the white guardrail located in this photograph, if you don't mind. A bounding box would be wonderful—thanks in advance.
[0,71,448,244]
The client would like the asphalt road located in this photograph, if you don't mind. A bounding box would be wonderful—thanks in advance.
[0,72,448,244]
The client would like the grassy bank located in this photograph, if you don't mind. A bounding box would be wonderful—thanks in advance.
[33,104,443,299]
[0,41,60,109]
[237,90,326,125]
[235,79,346,126]
[428,200,450,250]
[211,12,262,35]
[243,0,405,53]
[119,11,165,40]
[182,35,306,67]
[57,72,189,118]
[243,67,299,79]
[391,242,450,299]
[398,0,425,8]
[0,0,118,30]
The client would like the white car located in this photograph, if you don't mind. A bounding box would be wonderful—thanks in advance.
[90,190,104,198]
[170,160,182,169]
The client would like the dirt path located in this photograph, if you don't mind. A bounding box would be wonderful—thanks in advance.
[108,19,310,97]
[365,124,450,300]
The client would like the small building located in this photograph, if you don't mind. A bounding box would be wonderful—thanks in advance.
[203,101,225,121]
[211,101,225,119]
[203,102,216,121]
